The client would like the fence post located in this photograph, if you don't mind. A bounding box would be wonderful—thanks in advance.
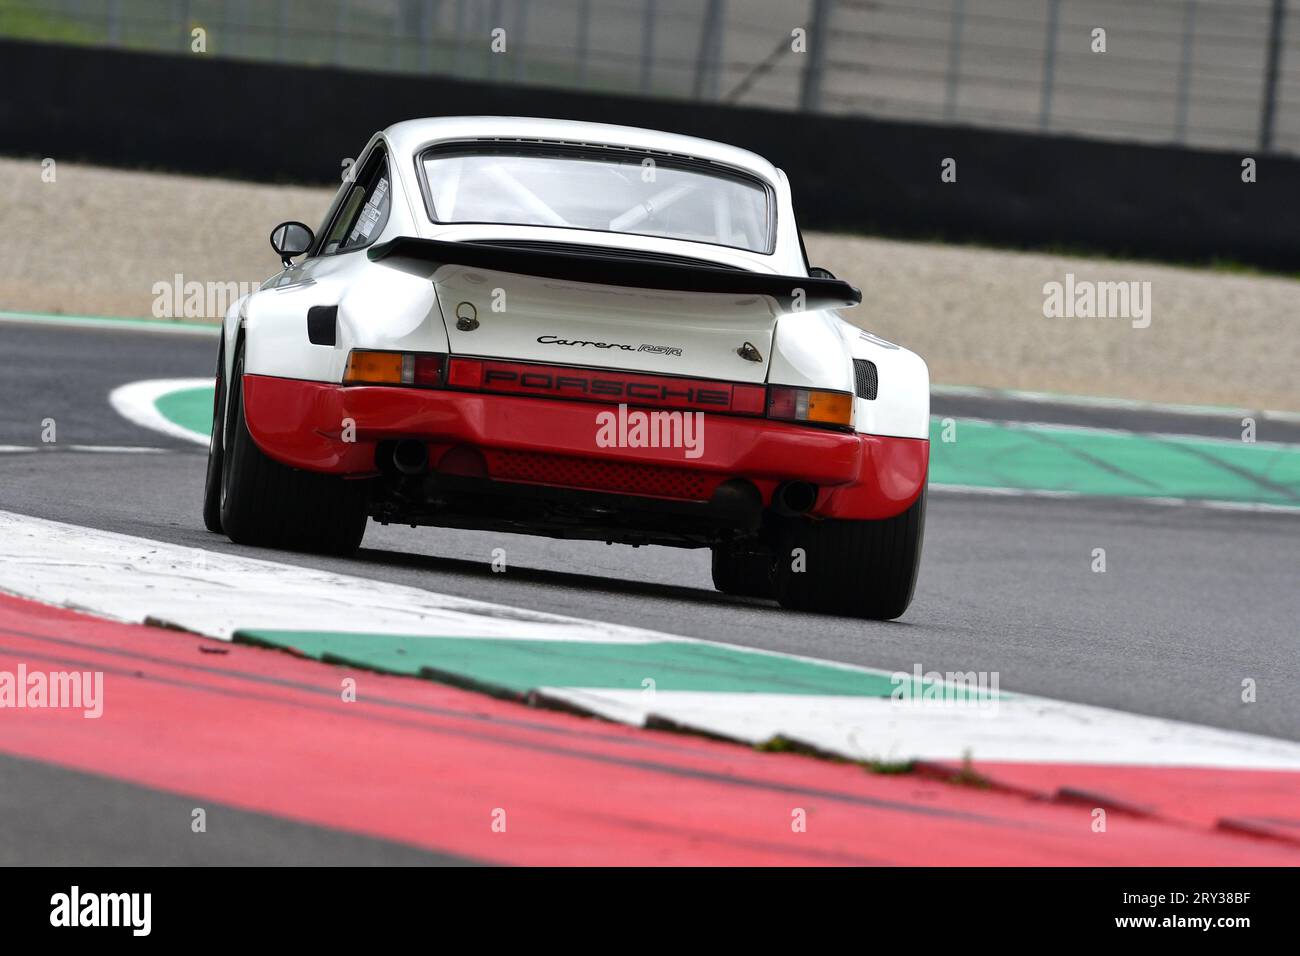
[1174,0,1196,143]
[640,0,657,93]
[1039,0,1060,130]
[513,0,527,81]
[419,0,434,73]
[488,0,503,79]
[227,0,243,56]
[453,0,467,74]
[176,0,191,51]
[332,0,348,66]
[1259,0,1286,151]
[107,0,121,45]
[694,0,726,101]
[576,0,591,86]
[476,0,492,78]
[943,0,965,120]
[274,0,287,60]
[799,0,832,112]
[392,0,405,70]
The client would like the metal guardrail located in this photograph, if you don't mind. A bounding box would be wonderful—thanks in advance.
[8,0,1300,154]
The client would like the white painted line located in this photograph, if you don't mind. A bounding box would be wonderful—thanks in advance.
[0,309,219,337]
[109,378,211,446]
[931,484,1082,500]
[928,483,1300,514]
[2,508,1299,771]
[950,415,1300,450]
[65,445,170,453]
[932,384,1300,423]
[1201,499,1300,513]
[0,445,168,454]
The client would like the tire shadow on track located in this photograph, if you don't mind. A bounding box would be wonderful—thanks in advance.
[350,545,778,613]
[344,538,922,631]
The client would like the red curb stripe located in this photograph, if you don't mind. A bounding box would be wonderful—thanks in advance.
[1,593,1297,865]
[926,759,1300,839]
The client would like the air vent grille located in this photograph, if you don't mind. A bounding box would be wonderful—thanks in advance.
[853,359,878,400]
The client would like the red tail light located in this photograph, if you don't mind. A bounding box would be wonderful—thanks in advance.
[446,358,767,416]
[446,357,484,389]
[767,385,854,427]
[412,354,444,387]
[347,354,849,429]
[343,350,446,387]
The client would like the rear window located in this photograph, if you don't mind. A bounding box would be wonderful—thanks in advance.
[420,146,774,253]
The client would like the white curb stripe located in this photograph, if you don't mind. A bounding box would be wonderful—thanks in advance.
[0,510,661,644]
[2,509,1299,771]
[109,378,211,446]
[544,689,1300,770]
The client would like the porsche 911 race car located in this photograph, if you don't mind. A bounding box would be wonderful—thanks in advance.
[204,117,929,619]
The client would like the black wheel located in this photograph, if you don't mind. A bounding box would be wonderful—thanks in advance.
[219,349,369,556]
[201,342,225,533]
[773,487,926,620]
[710,543,776,599]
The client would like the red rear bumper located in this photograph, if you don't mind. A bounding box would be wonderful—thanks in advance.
[241,375,928,520]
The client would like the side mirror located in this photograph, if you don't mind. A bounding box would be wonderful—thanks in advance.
[270,221,314,267]
[808,266,837,280]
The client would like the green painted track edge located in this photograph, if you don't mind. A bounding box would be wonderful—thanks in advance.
[0,308,219,334]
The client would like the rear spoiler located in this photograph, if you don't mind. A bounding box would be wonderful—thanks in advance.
[367,237,861,313]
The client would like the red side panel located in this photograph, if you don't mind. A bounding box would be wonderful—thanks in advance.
[818,435,929,519]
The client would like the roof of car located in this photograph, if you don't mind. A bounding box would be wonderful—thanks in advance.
[383,116,781,185]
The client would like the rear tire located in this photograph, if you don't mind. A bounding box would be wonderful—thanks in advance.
[773,488,926,620]
[219,350,369,556]
[710,544,776,599]
[201,342,225,533]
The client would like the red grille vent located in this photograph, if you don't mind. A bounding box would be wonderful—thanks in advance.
[484,450,722,501]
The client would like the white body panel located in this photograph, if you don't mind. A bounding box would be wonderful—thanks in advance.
[225,116,929,441]
[433,266,782,383]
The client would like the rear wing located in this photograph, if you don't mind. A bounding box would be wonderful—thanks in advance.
[368,237,861,314]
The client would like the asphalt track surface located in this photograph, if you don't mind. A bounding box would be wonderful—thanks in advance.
[1,320,1297,741]
[0,752,469,866]
[2,318,1298,864]
[0,317,1294,738]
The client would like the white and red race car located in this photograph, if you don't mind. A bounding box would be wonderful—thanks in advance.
[204,117,929,619]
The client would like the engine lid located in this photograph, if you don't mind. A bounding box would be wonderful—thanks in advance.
[368,237,861,383]
[433,267,787,382]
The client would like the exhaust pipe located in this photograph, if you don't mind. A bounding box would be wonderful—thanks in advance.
[391,440,428,476]
[773,480,818,516]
